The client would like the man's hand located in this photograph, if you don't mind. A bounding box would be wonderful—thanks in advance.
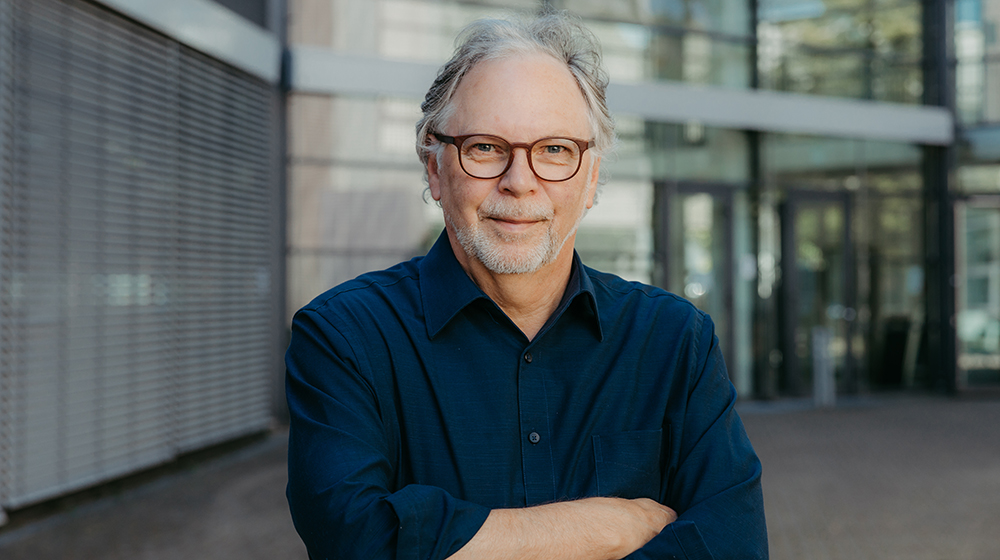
[448,497,677,560]
[607,497,678,554]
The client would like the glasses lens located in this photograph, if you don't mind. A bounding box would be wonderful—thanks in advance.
[530,138,582,181]
[457,135,584,181]
[459,135,511,179]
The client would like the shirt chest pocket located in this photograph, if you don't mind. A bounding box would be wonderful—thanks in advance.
[592,429,664,500]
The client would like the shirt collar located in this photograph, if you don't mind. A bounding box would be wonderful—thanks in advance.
[419,230,603,341]
[419,231,491,339]
[544,250,603,341]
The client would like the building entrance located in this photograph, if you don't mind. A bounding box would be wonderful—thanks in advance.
[667,189,734,369]
[655,183,754,397]
[779,193,857,398]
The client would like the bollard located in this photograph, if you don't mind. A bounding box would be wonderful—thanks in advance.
[812,326,836,408]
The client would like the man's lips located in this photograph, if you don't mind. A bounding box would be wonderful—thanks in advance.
[485,216,545,233]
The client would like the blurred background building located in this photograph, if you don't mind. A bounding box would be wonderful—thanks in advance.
[1,0,999,526]
[0,0,286,525]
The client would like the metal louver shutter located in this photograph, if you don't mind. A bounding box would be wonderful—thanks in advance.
[0,0,277,511]
[172,33,275,453]
[0,0,15,521]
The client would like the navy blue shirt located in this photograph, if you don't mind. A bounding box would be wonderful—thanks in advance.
[286,232,767,560]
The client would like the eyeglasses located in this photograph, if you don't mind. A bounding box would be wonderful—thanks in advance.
[433,132,594,182]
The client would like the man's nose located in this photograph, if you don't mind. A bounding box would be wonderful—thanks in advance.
[498,147,537,196]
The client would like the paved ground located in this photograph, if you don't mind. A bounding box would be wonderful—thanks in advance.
[0,435,307,560]
[0,394,998,559]
[742,394,1000,560]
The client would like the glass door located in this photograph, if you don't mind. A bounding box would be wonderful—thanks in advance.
[780,193,855,399]
[955,199,1000,389]
[668,191,732,364]
[656,184,755,396]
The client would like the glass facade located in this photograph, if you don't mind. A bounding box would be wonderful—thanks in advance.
[759,134,925,395]
[555,0,753,87]
[556,0,751,36]
[955,0,1000,389]
[758,0,923,103]
[956,0,1000,124]
[955,203,1000,388]
[286,0,993,396]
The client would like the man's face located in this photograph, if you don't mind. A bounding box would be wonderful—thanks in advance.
[427,53,600,276]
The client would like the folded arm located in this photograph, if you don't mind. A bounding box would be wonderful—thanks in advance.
[449,497,676,560]
[286,309,674,560]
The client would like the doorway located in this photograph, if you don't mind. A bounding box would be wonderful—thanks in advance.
[779,192,857,397]
[655,183,754,396]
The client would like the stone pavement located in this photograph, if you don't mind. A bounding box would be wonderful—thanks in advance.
[741,394,1000,560]
[0,394,997,559]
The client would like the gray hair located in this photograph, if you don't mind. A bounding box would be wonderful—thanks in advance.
[415,10,617,179]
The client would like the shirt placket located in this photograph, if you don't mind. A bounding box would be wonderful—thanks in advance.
[517,345,556,505]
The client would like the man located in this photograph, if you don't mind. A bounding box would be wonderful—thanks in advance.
[286,10,767,560]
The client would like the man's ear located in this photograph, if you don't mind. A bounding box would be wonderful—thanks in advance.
[427,151,443,202]
[585,155,601,209]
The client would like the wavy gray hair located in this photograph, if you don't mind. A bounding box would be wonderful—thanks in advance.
[415,10,617,180]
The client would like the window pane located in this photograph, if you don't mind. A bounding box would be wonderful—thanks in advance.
[959,164,1000,192]
[582,21,751,87]
[575,178,655,283]
[763,135,921,191]
[758,0,922,103]
[759,46,920,102]
[610,119,749,183]
[956,205,1000,387]
[959,123,1000,195]
[986,59,1000,123]
[558,0,751,37]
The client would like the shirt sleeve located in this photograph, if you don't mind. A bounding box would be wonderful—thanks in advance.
[627,315,768,560]
[285,308,491,560]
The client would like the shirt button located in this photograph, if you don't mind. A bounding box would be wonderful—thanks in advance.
[528,431,541,444]
[524,352,533,363]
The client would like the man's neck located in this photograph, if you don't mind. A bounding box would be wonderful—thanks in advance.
[448,235,575,342]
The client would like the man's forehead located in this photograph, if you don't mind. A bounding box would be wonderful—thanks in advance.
[459,53,578,94]
[448,53,591,137]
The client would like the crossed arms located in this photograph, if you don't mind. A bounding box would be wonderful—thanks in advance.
[285,306,767,560]
[448,497,676,559]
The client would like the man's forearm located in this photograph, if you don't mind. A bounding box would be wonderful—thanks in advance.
[447,497,676,560]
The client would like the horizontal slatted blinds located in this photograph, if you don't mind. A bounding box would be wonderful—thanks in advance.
[0,0,278,511]
[0,0,15,524]
[173,44,275,453]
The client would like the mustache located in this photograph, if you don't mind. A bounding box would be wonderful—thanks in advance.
[478,196,554,222]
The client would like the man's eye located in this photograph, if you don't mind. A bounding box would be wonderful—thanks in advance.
[473,143,495,152]
[543,145,566,154]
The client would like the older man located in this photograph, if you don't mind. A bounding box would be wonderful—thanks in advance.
[286,10,767,560]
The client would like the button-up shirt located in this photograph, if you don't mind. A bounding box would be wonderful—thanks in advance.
[286,232,767,560]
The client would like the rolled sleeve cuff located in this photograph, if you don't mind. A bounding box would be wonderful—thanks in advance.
[627,520,713,560]
[386,484,492,560]
[665,520,713,560]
